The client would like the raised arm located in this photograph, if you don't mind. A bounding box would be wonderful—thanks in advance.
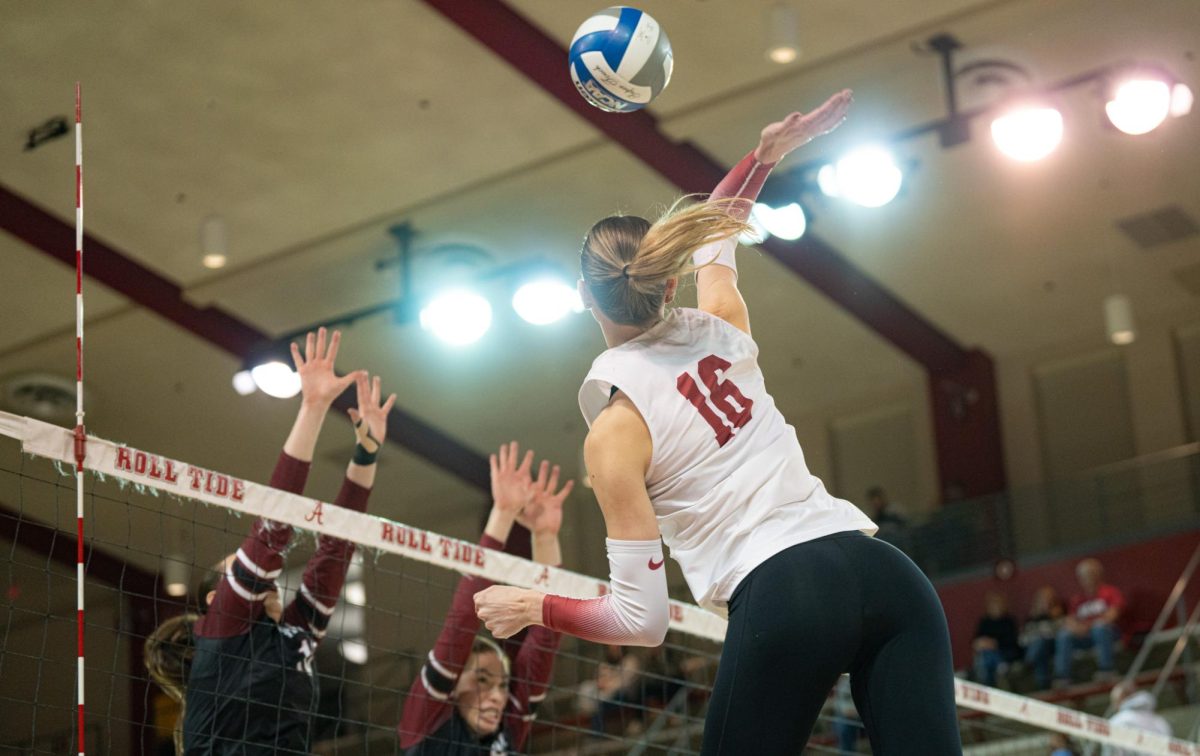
[474,394,668,647]
[695,89,853,335]
[282,372,395,641]
[398,442,535,749]
[199,328,360,638]
[506,460,572,747]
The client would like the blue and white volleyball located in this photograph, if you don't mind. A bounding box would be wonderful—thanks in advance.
[569,7,673,113]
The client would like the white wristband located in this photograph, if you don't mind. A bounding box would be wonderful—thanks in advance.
[692,236,737,275]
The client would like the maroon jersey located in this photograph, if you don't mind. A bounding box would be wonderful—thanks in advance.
[398,534,561,754]
[185,451,370,754]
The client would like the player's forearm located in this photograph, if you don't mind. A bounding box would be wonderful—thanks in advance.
[346,460,375,489]
[484,505,519,544]
[541,538,668,647]
[709,150,775,219]
[531,532,561,567]
[430,534,503,672]
[282,400,331,462]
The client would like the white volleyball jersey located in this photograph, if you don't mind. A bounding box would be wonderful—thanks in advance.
[579,308,877,613]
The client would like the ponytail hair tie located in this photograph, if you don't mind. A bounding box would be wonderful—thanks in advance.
[621,264,632,279]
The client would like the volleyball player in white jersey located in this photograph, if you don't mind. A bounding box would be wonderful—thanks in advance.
[474,90,962,754]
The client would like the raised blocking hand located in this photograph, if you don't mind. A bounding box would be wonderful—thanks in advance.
[755,89,853,164]
[289,327,362,408]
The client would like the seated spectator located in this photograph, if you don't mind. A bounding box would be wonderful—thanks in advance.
[1101,682,1172,756]
[1054,558,1125,686]
[1021,585,1065,689]
[1048,732,1079,755]
[832,675,862,754]
[972,592,1021,687]
[866,486,908,549]
[579,645,645,736]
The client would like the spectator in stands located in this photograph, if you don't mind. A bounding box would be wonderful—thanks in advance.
[832,675,863,754]
[397,441,570,754]
[1054,558,1125,686]
[1101,682,1172,756]
[972,592,1022,687]
[578,645,646,735]
[866,486,908,548]
[1048,732,1079,755]
[1021,585,1065,690]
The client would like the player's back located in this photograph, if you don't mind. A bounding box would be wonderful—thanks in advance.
[579,308,875,611]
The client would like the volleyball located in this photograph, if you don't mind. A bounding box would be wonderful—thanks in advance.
[569,6,673,113]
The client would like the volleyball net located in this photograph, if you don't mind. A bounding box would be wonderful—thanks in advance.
[1,410,1196,755]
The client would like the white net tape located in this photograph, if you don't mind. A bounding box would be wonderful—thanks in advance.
[2,410,1196,754]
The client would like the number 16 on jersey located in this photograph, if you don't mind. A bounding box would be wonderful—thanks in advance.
[676,355,754,447]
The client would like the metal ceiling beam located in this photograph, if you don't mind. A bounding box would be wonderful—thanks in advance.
[421,0,967,373]
[0,185,490,492]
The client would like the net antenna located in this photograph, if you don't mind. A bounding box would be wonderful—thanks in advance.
[73,81,88,756]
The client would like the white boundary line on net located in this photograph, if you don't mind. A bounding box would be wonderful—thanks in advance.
[957,680,1198,754]
[2,410,1196,754]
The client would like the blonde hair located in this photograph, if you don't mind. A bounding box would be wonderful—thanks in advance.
[581,197,753,326]
[145,613,197,755]
[470,636,511,678]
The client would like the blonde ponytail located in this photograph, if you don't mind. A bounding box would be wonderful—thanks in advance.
[580,197,752,326]
[145,613,197,756]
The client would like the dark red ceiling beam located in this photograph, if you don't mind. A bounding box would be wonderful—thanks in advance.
[0,185,490,492]
[421,0,967,373]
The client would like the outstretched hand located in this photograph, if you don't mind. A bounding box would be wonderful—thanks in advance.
[289,328,362,407]
[347,372,397,453]
[489,441,535,518]
[755,89,853,164]
[517,460,574,536]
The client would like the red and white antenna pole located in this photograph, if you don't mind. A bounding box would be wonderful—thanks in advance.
[73,81,88,756]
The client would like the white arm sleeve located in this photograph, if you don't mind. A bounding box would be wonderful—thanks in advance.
[541,538,670,647]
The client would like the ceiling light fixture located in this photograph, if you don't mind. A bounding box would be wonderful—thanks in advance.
[765,3,800,64]
[990,104,1064,161]
[200,215,228,270]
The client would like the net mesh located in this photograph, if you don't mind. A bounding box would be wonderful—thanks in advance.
[1,413,1195,755]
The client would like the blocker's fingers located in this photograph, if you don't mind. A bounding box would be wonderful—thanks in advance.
[315,327,327,361]
[290,342,304,370]
[305,331,315,363]
[371,375,381,404]
[560,478,575,498]
[547,465,561,494]
[355,371,369,407]
[490,453,499,480]
[381,393,396,414]
[326,330,342,364]
[535,460,550,491]
[518,449,534,475]
[348,407,361,425]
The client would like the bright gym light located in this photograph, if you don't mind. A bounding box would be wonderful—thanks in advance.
[250,361,301,399]
[820,147,903,208]
[990,106,1063,162]
[231,369,257,396]
[512,279,582,325]
[1106,79,1172,135]
[420,288,493,346]
[339,639,369,665]
[739,205,771,245]
[1170,83,1194,117]
[754,202,807,241]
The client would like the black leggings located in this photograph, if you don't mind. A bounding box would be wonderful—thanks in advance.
[700,532,961,755]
